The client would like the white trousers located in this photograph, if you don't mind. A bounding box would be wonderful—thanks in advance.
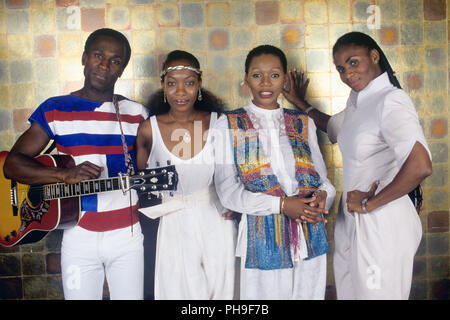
[61,224,144,300]
[240,254,326,300]
[333,196,422,300]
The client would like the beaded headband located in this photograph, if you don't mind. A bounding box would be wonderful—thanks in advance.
[160,65,202,80]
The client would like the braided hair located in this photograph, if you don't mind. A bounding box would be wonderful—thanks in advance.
[332,32,401,89]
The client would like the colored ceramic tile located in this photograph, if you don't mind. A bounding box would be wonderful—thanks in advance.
[230,1,254,26]
[256,25,280,47]
[6,10,30,34]
[107,6,130,29]
[34,35,57,58]
[0,110,11,131]
[0,61,8,84]
[134,54,156,78]
[206,2,230,27]
[425,47,446,67]
[329,24,352,45]
[400,0,422,20]
[81,8,105,31]
[10,60,33,83]
[58,57,83,82]
[6,0,30,8]
[352,0,371,22]
[56,0,79,7]
[328,0,351,23]
[425,69,447,93]
[306,49,330,72]
[400,47,424,69]
[80,0,105,6]
[131,5,154,29]
[280,0,303,24]
[281,25,303,48]
[230,27,255,50]
[158,29,180,51]
[58,33,82,57]
[378,0,399,22]
[401,23,423,45]
[209,29,229,50]
[305,25,328,49]
[380,26,398,46]
[180,3,204,28]
[133,31,156,54]
[430,118,447,138]
[156,3,180,27]
[304,0,327,24]
[430,142,448,163]
[255,1,279,25]
[424,21,447,44]
[31,8,56,34]
[404,71,424,91]
[182,29,207,51]
[428,211,449,233]
[428,164,447,187]
[424,0,446,21]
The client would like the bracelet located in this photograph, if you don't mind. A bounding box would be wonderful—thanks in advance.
[280,196,286,214]
[305,105,315,114]
[361,198,369,213]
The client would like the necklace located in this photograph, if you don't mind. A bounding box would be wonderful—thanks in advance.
[167,111,196,144]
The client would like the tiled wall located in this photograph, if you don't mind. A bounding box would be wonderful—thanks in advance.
[0,0,448,300]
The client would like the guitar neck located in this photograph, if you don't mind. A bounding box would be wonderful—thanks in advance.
[42,176,126,200]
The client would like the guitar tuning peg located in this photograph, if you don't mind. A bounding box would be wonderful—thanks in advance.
[167,160,171,165]
[156,161,160,167]
[170,192,174,197]
[158,192,162,199]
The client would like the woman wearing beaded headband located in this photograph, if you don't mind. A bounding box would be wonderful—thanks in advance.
[135,50,236,300]
[285,32,432,299]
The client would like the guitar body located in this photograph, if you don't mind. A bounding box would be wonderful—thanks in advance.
[0,152,80,247]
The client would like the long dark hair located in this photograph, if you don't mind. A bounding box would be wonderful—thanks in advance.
[146,50,226,116]
[332,31,401,89]
[333,32,423,212]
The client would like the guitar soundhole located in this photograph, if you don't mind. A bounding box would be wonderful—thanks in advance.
[19,187,49,232]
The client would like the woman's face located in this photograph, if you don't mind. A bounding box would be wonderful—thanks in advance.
[162,59,201,113]
[245,53,287,110]
[333,44,382,92]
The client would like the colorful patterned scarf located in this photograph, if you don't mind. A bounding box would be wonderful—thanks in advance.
[226,107,328,270]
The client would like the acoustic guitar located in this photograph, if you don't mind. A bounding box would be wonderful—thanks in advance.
[0,151,178,247]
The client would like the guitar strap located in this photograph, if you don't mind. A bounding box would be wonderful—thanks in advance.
[43,140,56,155]
[112,95,134,175]
[112,95,136,233]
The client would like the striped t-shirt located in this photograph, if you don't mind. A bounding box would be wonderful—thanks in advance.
[29,94,149,232]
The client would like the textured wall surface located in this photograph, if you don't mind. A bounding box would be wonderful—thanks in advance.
[0,0,448,300]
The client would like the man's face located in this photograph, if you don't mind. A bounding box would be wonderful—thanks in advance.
[82,35,126,94]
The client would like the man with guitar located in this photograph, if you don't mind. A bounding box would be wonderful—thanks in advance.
[3,28,149,299]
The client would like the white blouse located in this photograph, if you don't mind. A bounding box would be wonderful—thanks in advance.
[213,102,336,216]
[327,72,432,203]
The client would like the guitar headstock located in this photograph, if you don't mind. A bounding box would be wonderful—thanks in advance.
[130,165,178,194]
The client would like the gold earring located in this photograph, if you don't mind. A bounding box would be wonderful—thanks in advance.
[164,91,167,103]
[198,88,202,101]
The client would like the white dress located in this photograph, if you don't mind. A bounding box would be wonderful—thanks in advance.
[328,72,432,300]
[213,103,336,300]
[144,113,236,300]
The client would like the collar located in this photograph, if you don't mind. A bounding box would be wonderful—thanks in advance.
[354,72,393,108]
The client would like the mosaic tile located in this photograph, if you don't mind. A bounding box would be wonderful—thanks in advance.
[429,190,449,212]
[56,7,81,31]
[430,118,447,138]
[58,57,83,82]
[0,255,21,276]
[0,86,9,109]
[81,8,105,31]
[305,25,329,49]
[133,30,156,54]
[329,24,352,45]
[409,279,427,300]
[255,1,279,25]
[35,83,59,105]
[0,109,11,131]
[256,25,280,47]
[156,3,179,27]
[425,69,447,93]
[379,26,398,46]
[431,279,449,300]
[401,22,423,45]
[34,35,57,58]
[304,0,327,24]
[328,0,350,23]
[308,72,330,98]
[131,5,154,29]
[180,3,204,28]
[6,0,30,8]
[80,0,105,6]
[280,0,303,24]
[207,52,229,74]
[230,1,254,26]
[206,2,230,27]
[209,29,229,50]
[428,164,447,187]
[13,108,32,132]
[47,276,64,300]
[378,0,399,22]
[306,49,330,73]
[10,60,33,83]
[230,27,256,50]
[400,0,422,20]
[404,71,424,91]
[23,276,47,299]
[107,6,130,30]
[400,47,424,69]
[284,48,306,71]
[424,21,446,44]
[424,0,446,21]
[22,253,45,276]
[430,142,448,163]
[129,0,154,4]
[352,0,371,22]
[31,7,56,34]
[281,25,303,49]
[0,61,8,84]
[56,0,79,7]
[425,47,446,67]
[158,29,180,51]
[428,211,449,233]
[58,33,82,57]
[134,54,156,78]
[6,10,30,34]
[429,256,449,278]
[0,278,23,299]
[182,28,207,51]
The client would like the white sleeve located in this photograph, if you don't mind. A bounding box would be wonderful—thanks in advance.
[213,115,280,216]
[327,109,345,144]
[308,118,336,210]
[379,90,432,167]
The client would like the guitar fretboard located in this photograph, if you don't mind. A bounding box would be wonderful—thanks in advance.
[43,177,123,200]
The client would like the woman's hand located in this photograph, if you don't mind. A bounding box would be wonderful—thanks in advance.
[282,195,328,224]
[282,68,310,111]
[346,181,378,215]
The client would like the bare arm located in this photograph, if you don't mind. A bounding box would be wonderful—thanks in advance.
[346,142,432,214]
[282,69,331,132]
[135,120,153,170]
[3,122,102,185]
